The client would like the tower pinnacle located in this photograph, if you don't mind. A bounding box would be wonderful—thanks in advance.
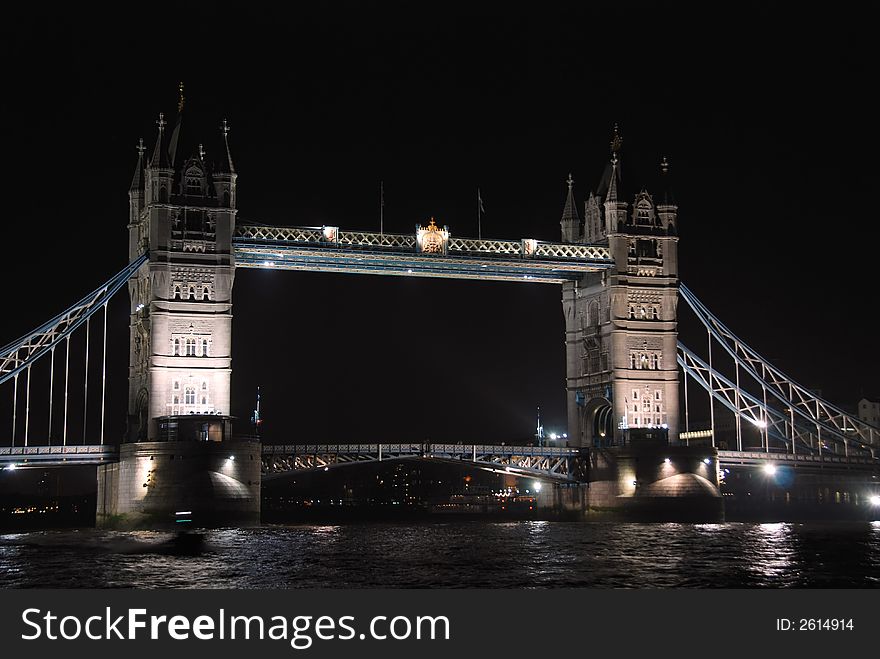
[560,173,580,242]
[130,138,145,192]
[220,119,235,174]
[150,113,169,168]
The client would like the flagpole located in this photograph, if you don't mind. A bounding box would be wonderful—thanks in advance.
[477,187,481,240]
[380,181,384,236]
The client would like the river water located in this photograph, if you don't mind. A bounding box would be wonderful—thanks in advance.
[2,521,880,588]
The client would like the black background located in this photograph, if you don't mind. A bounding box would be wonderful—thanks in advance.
[0,1,875,450]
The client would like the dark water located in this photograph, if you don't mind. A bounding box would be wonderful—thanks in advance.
[2,521,880,588]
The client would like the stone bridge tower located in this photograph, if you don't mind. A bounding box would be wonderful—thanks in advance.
[99,87,258,528]
[127,86,237,441]
[561,128,680,447]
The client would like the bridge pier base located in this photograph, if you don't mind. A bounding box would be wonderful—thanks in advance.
[96,439,261,529]
[535,444,723,521]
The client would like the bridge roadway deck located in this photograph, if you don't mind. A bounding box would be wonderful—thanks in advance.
[2,445,878,475]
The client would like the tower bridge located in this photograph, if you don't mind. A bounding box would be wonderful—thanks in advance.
[1,98,878,526]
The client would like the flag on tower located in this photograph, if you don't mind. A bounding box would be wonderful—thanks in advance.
[478,188,485,213]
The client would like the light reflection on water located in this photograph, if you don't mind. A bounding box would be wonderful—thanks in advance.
[1,522,879,588]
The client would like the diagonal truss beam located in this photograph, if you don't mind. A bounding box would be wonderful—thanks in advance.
[680,284,878,456]
[0,255,148,385]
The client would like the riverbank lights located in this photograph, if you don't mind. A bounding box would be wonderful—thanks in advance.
[533,481,542,493]
[763,463,777,476]
[703,458,712,464]
[664,458,671,464]
[870,495,880,506]
[5,463,17,471]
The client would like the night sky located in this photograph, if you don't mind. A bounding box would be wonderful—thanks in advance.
[0,2,875,451]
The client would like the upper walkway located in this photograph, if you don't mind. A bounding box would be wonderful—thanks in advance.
[232,223,612,283]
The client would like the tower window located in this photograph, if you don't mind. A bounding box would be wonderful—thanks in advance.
[173,381,180,390]
[201,381,207,390]
[185,387,196,405]
[186,178,201,194]
[186,338,196,356]
[173,339,180,356]
[173,285,182,300]
[201,339,209,356]
[202,287,210,300]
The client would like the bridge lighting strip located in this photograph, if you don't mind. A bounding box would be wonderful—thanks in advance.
[232,245,609,283]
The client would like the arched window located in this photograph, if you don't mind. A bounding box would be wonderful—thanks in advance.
[185,387,196,405]
[186,338,196,356]
[201,396,207,405]
[173,381,180,390]
[223,190,231,207]
[173,339,180,356]
[188,286,195,300]
[201,381,207,390]
[173,395,179,405]
[650,354,659,369]
[630,354,636,369]
[202,287,210,300]
[159,186,168,203]
[639,353,649,369]
[589,301,600,327]
[639,306,647,319]
[173,286,182,300]
[201,339,208,356]
[628,305,635,319]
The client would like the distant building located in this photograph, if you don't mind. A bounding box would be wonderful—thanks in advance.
[857,398,880,426]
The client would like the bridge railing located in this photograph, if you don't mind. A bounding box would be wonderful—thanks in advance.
[234,224,611,262]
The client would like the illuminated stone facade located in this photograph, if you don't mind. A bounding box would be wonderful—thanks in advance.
[562,136,680,447]
[126,103,237,441]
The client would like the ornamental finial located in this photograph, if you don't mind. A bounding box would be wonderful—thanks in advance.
[610,123,623,154]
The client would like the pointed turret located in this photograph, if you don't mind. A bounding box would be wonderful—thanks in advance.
[213,119,237,209]
[168,82,185,167]
[219,118,235,174]
[129,138,145,193]
[560,173,581,242]
[656,156,678,235]
[128,138,146,235]
[150,112,169,169]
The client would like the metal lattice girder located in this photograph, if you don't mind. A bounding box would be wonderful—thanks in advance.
[678,343,803,452]
[0,255,148,385]
[261,443,584,481]
[680,284,879,454]
[233,223,612,283]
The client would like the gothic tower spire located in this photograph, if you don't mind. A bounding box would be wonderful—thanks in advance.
[150,112,169,169]
[560,173,581,242]
[129,138,145,192]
